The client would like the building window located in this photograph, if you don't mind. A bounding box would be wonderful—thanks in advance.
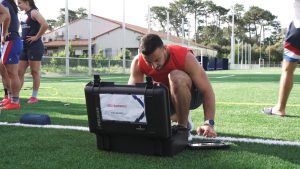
[75,49,83,56]
[104,48,112,58]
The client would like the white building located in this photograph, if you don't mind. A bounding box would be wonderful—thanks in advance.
[43,14,217,58]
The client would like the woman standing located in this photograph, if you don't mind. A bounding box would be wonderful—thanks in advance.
[18,0,48,104]
[0,0,23,110]
[0,3,10,106]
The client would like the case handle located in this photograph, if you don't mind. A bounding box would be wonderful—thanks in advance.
[93,74,101,87]
[145,76,153,88]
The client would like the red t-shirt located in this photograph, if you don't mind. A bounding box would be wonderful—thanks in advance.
[138,45,191,87]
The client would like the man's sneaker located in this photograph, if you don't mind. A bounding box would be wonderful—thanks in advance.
[0,98,11,107]
[28,97,38,104]
[1,102,20,110]
[188,111,194,141]
[187,122,194,141]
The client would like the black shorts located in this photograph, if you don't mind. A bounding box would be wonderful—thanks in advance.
[170,83,203,115]
[20,41,44,61]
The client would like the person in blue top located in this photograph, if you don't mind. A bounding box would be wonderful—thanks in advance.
[0,2,10,107]
[17,0,48,104]
[0,0,23,110]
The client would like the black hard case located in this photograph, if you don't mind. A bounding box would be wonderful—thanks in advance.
[84,76,188,156]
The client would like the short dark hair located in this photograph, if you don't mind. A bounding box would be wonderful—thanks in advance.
[139,34,164,56]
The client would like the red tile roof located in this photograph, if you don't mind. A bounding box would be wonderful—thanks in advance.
[44,14,213,50]
[92,15,212,50]
[44,39,95,47]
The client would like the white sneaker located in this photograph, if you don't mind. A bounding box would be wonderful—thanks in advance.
[187,111,194,141]
[188,132,193,141]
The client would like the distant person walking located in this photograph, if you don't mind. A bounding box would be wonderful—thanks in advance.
[262,0,300,116]
[17,0,48,104]
[0,0,23,110]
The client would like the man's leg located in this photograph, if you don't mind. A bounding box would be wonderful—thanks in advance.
[169,70,192,127]
[272,60,297,116]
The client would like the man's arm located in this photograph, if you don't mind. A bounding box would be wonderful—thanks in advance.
[0,4,9,23]
[128,56,144,84]
[184,52,216,137]
[185,52,215,120]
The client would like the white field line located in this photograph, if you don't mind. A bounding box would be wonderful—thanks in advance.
[213,75,235,79]
[1,122,300,146]
[0,122,89,131]
[192,135,300,146]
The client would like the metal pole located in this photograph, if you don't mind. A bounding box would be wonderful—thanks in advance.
[245,43,247,65]
[268,40,271,67]
[147,5,150,33]
[167,11,169,42]
[249,44,251,68]
[65,0,69,76]
[259,35,262,67]
[201,49,203,65]
[122,0,126,73]
[88,0,92,75]
[230,6,235,65]
[181,18,184,44]
[241,41,243,68]
[237,39,240,64]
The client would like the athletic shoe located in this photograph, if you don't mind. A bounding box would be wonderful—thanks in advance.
[0,98,11,107]
[1,102,20,110]
[188,111,194,141]
[28,97,38,104]
[0,96,9,104]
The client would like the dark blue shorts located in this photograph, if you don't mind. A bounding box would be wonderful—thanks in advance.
[20,41,44,61]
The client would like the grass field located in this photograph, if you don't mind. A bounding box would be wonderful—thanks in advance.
[1,68,300,169]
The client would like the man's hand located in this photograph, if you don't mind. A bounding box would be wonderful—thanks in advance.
[196,125,217,138]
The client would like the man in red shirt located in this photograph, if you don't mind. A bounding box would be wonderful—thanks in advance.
[128,34,216,137]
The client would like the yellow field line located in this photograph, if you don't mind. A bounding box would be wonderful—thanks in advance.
[17,96,300,107]
[217,102,300,107]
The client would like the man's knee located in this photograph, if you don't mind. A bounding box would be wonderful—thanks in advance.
[168,70,192,89]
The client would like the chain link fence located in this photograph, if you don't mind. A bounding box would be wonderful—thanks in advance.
[41,56,132,76]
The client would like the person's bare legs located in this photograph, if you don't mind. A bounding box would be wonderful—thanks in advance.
[272,60,298,116]
[5,64,20,101]
[0,64,10,98]
[18,60,29,90]
[169,70,192,127]
[29,60,41,96]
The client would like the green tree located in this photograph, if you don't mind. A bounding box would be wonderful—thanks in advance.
[169,0,189,37]
[54,8,88,27]
[76,7,88,19]
[185,0,205,41]
[46,19,57,31]
[150,6,168,32]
